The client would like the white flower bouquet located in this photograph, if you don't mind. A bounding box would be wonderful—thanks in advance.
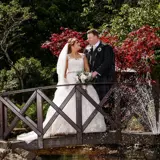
[76,71,93,83]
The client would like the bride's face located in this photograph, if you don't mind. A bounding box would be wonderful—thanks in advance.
[73,40,81,51]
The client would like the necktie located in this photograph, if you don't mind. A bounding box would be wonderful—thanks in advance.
[90,46,95,69]
[90,46,93,53]
[93,45,95,51]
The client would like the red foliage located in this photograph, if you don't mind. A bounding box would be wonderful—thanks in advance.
[101,26,160,73]
[41,28,88,57]
[116,25,160,73]
[42,25,160,74]
[100,32,119,47]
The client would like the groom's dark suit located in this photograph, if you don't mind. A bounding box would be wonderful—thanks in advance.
[85,41,115,101]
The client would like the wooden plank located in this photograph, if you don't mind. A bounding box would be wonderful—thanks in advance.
[0,82,135,97]
[75,86,82,144]
[0,97,41,136]
[11,132,118,150]
[82,84,117,130]
[37,136,44,150]
[11,135,78,150]
[114,97,122,142]
[0,101,4,139]
[83,132,117,145]
[4,106,8,136]
[77,86,116,128]
[36,91,43,149]
[10,131,160,151]
[42,87,76,134]
[99,84,116,107]
[4,97,37,138]
[37,90,81,132]
[4,91,37,138]
[0,83,75,96]
[83,109,98,131]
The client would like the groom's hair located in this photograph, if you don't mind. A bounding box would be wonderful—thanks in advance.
[87,29,99,37]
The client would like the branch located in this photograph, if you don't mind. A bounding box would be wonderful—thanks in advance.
[0,56,4,60]
[1,19,22,44]
[0,19,23,64]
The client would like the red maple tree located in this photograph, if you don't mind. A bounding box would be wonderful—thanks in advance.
[41,27,88,57]
[116,25,160,73]
[42,25,160,75]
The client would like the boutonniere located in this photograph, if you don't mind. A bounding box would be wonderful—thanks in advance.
[97,47,102,52]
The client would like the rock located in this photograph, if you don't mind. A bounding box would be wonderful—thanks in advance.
[3,150,27,160]
[0,140,37,160]
[0,148,9,159]
[0,148,37,160]
[13,148,36,159]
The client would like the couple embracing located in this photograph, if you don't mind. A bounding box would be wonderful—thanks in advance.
[17,29,115,143]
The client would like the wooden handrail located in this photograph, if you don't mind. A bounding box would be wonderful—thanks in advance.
[0,82,136,96]
[0,82,127,148]
[4,91,37,138]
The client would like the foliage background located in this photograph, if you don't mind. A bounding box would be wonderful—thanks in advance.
[0,0,159,127]
[0,0,159,92]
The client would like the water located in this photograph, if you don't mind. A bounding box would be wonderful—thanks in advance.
[112,79,160,134]
[39,148,160,160]
[40,154,121,160]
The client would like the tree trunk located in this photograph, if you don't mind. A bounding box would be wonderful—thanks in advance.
[4,52,24,90]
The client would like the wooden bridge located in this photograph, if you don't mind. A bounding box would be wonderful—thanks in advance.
[0,82,160,155]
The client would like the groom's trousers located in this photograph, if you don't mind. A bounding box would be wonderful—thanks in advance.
[93,76,114,130]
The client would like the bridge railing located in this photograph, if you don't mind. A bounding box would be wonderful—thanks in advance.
[0,82,134,148]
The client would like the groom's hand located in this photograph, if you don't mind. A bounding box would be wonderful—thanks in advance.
[92,71,99,78]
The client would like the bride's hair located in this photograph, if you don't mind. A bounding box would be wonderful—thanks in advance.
[67,37,78,53]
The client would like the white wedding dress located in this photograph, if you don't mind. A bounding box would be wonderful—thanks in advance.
[17,54,106,143]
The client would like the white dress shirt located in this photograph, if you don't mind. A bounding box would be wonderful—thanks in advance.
[93,41,100,51]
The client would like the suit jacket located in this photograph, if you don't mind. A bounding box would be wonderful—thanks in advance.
[84,42,115,81]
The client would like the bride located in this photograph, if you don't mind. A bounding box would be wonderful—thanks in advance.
[17,38,106,143]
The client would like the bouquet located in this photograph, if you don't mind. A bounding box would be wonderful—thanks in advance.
[76,71,93,83]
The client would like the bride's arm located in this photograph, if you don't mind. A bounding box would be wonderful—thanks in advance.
[64,57,68,78]
[84,55,90,72]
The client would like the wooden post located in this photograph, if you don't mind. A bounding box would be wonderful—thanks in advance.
[152,82,160,131]
[4,105,8,133]
[36,90,43,149]
[0,101,4,139]
[115,95,122,143]
[76,85,83,144]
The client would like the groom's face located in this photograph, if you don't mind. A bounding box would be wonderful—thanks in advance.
[87,33,99,45]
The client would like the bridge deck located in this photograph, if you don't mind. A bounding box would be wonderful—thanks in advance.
[6,131,160,154]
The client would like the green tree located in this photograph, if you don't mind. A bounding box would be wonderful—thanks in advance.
[109,0,160,81]
[110,0,160,40]
[15,0,86,67]
[81,0,137,29]
[0,0,35,89]
[0,57,55,92]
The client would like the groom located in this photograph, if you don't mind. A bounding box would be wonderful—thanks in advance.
[84,29,115,104]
